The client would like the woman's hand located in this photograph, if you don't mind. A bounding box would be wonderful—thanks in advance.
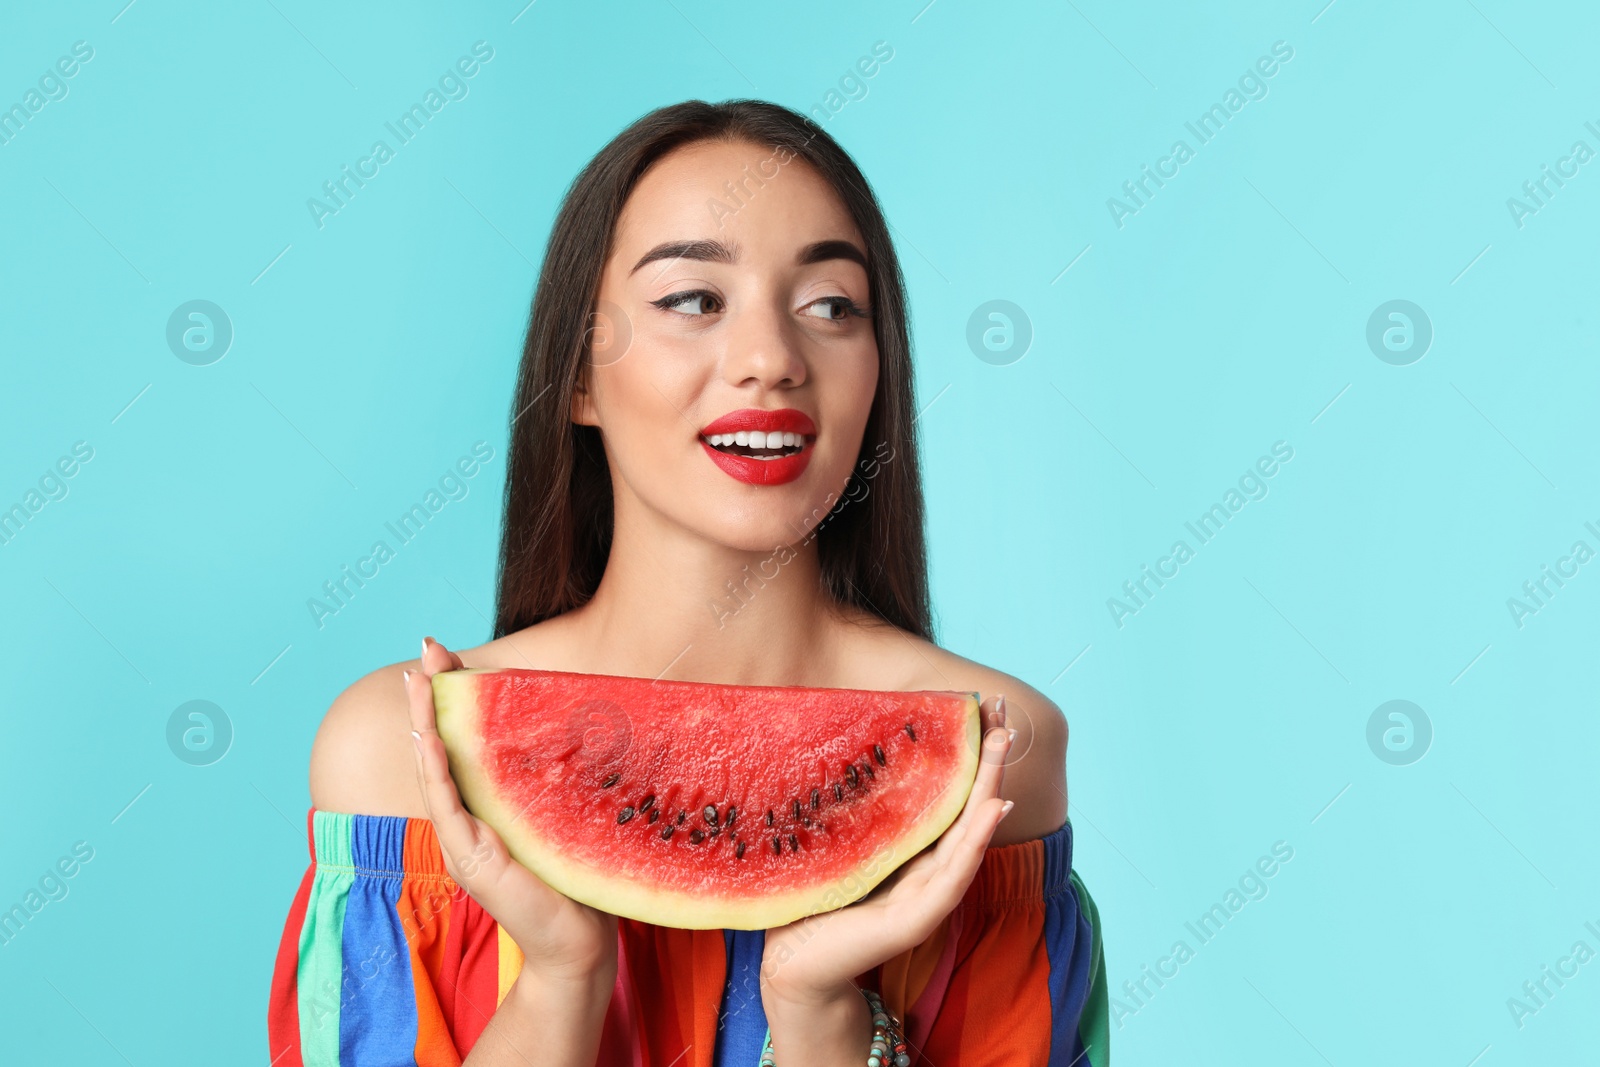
[407,636,619,986]
[759,694,1016,1004]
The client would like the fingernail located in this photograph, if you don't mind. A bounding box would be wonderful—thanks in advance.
[1007,728,1017,744]
[421,637,430,661]
[411,729,422,742]
[1000,800,1014,820]
[401,669,413,689]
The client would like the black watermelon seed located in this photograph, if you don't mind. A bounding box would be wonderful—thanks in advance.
[810,788,820,810]
[639,794,656,812]
[788,833,799,852]
[703,804,719,827]
[617,806,635,824]
[845,764,858,788]
[661,825,674,841]
[735,840,746,859]
[647,809,660,824]
[791,798,802,822]
[771,835,782,855]
[765,808,775,827]
[861,760,874,780]
[904,722,917,741]
[874,744,886,766]
[725,806,737,828]
[677,810,687,824]
[602,772,621,788]
[689,829,705,844]
[834,783,844,802]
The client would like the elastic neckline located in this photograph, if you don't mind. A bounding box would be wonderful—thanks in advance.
[304,808,1073,902]
[308,808,453,879]
[961,818,1073,908]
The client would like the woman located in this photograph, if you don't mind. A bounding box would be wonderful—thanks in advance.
[268,99,1108,1066]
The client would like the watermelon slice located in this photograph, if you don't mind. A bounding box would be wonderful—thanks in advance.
[432,667,982,930]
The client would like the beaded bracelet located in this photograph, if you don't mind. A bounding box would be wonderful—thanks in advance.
[758,986,910,1067]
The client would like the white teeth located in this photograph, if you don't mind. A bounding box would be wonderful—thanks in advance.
[703,429,807,453]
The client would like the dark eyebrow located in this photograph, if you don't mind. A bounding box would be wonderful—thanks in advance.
[630,238,737,275]
[629,237,868,276]
[797,239,868,272]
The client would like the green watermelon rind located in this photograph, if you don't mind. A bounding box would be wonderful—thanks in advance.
[432,667,983,931]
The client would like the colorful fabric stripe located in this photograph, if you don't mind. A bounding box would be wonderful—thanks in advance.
[712,929,769,1065]
[268,809,1109,1066]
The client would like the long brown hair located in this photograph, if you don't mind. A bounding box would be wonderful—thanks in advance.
[492,99,932,642]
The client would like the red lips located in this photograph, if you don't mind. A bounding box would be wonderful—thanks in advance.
[699,408,816,486]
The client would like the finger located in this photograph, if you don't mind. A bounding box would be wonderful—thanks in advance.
[929,724,1012,866]
[404,668,479,855]
[924,796,1010,900]
[414,728,486,878]
[921,703,999,857]
[994,694,1011,797]
[421,635,465,676]
[404,664,438,735]
[448,815,510,887]
[982,693,1003,732]
[975,719,1011,793]
[927,788,1010,886]
[410,646,485,880]
[961,723,1011,824]
[869,799,1005,952]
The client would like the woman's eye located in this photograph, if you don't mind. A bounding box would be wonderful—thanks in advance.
[801,296,869,321]
[654,290,722,316]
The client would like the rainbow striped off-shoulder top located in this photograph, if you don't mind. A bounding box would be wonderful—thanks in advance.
[268,808,1108,1066]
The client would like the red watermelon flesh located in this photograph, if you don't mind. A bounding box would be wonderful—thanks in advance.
[432,667,981,930]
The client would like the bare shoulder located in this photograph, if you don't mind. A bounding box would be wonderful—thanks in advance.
[308,654,428,818]
[920,642,1070,847]
[306,628,543,817]
[842,619,1070,847]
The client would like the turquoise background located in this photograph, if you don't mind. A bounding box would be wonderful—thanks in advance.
[2,0,1596,1062]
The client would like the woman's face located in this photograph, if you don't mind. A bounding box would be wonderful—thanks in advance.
[576,137,880,554]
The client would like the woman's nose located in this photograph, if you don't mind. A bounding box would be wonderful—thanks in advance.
[720,300,807,390]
